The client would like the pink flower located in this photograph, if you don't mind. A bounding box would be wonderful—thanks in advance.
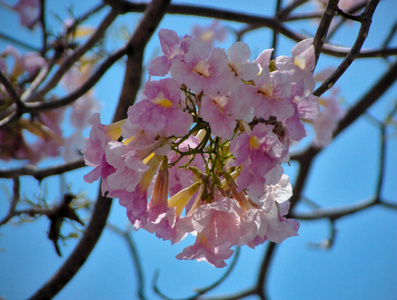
[192,20,227,47]
[148,29,192,76]
[178,197,243,247]
[313,91,345,147]
[227,41,259,81]
[13,0,39,28]
[275,39,316,96]
[240,174,299,247]
[176,233,234,268]
[251,69,295,120]
[170,45,232,95]
[128,78,193,137]
[104,141,150,193]
[199,92,241,139]
[140,159,188,244]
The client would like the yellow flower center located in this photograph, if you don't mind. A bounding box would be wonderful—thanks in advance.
[152,97,173,108]
[249,135,260,149]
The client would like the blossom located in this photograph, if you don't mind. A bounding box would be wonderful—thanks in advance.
[82,29,320,268]
[176,233,234,268]
[12,0,39,28]
[148,29,191,77]
[230,123,287,199]
[128,78,193,137]
[178,197,243,247]
[313,90,345,147]
[170,45,232,95]
[191,20,227,47]
[199,92,241,139]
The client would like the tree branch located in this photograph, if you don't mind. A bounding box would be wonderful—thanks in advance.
[312,0,338,68]
[0,158,86,180]
[314,0,380,96]
[30,8,119,103]
[108,224,146,300]
[28,0,170,298]
[104,0,397,58]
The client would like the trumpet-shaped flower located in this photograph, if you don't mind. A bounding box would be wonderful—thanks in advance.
[200,91,241,139]
[176,233,234,268]
[178,197,243,247]
[171,46,232,95]
[128,78,193,137]
[148,29,192,76]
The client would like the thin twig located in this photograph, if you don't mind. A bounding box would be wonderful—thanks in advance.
[108,224,146,300]
[154,247,241,300]
[103,0,397,58]
[30,9,119,103]
[312,0,338,68]
[271,0,283,59]
[291,197,377,220]
[0,31,39,52]
[314,0,380,97]
[0,177,20,226]
[277,0,309,20]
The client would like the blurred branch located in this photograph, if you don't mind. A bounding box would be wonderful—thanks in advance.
[332,60,397,138]
[0,70,24,111]
[39,0,48,55]
[277,0,309,20]
[199,243,277,300]
[30,9,119,103]
[270,0,283,59]
[29,0,170,298]
[0,158,86,180]
[292,197,378,220]
[25,46,127,112]
[108,224,146,300]
[154,247,241,300]
[0,177,20,226]
[0,31,39,52]
[104,0,397,58]
[382,21,397,49]
[314,0,380,97]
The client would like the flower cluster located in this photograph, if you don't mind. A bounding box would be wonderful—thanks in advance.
[83,28,321,267]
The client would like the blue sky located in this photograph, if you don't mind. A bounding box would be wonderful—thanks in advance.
[0,0,396,299]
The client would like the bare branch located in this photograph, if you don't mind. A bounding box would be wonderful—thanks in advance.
[29,0,170,298]
[39,0,48,55]
[0,31,39,52]
[292,197,377,220]
[30,8,119,103]
[23,45,127,113]
[314,0,380,96]
[108,224,146,300]
[332,60,397,137]
[0,177,20,226]
[312,0,338,68]
[154,247,241,300]
[0,70,24,112]
[104,0,397,58]
[0,158,86,180]
[277,0,309,20]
